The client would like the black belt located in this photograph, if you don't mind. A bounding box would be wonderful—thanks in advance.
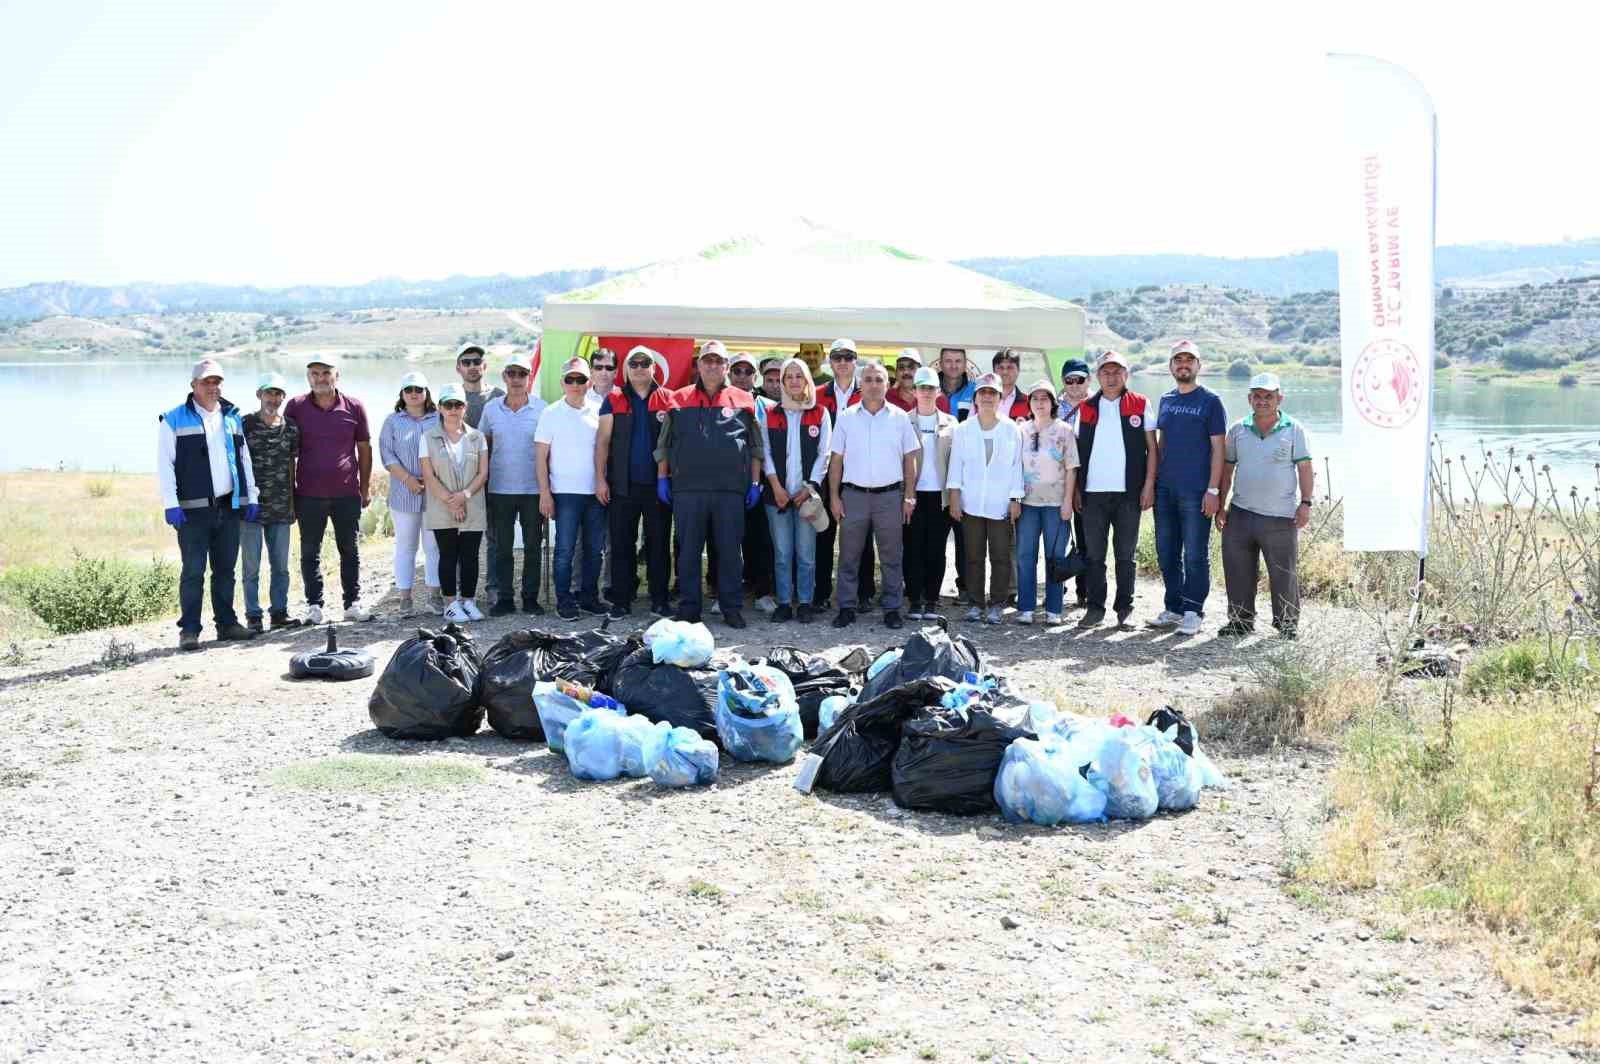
[844,481,903,495]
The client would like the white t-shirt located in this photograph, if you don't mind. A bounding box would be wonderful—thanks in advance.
[1084,396,1127,492]
[534,399,601,494]
[198,402,234,497]
[914,413,943,492]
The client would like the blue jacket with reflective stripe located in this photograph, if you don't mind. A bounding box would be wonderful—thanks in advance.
[161,396,248,509]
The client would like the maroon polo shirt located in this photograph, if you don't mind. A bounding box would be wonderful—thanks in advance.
[284,390,370,498]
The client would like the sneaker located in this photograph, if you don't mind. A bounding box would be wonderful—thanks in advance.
[246,615,265,634]
[608,603,631,620]
[522,601,546,617]
[772,604,794,623]
[673,609,702,624]
[179,631,201,652]
[650,602,671,618]
[217,622,257,642]
[1015,611,1033,626]
[343,602,373,623]
[832,608,857,629]
[461,600,484,622]
[1077,607,1106,629]
[442,602,470,624]
[883,610,903,630]
[428,589,447,613]
[707,599,722,616]
[578,599,607,617]
[796,604,816,623]
[1276,625,1298,642]
[1044,612,1063,625]
[1150,610,1182,628]
[1218,620,1254,638]
[489,601,516,617]
[304,604,324,626]
[722,611,748,630]
[755,594,777,613]
[905,603,924,621]
[963,606,983,623]
[985,607,1003,625]
[1178,611,1202,636]
[396,594,416,619]
[1115,608,1133,629]
[557,604,579,621]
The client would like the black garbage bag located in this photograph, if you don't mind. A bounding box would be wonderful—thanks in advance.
[367,625,484,740]
[856,627,982,704]
[890,704,1034,815]
[479,627,640,741]
[1146,705,1195,756]
[809,677,956,793]
[758,646,854,739]
[609,646,723,745]
[597,634,646,695]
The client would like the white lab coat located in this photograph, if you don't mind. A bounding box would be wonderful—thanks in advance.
[945,416,1024,519]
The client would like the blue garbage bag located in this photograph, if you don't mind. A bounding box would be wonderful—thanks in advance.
[1130,725,1202,812]
[866,649,902,681]
[1078,728,1158,821]
[534,681,624,754]
[994,737,1108,826]
[648,726,721,787]
[817,694,854,735]
[618,716,672,779]
[715,663,803,763]
[646,619,716,668]
[564,709,631,781]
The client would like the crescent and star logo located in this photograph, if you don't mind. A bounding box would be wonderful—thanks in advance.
[1351,338,1425,428]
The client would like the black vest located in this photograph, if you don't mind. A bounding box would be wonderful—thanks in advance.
[605,385,662,488]
[762,405,827,507]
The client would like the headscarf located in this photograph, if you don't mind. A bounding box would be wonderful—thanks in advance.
[778,356,817,412]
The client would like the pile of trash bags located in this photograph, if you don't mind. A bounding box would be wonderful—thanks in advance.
[368,624,485,740]
[479,626,640,740]
[755,647,854,739]
[856,626,983,703]
[610,647,725,743]
[714,662,803,763]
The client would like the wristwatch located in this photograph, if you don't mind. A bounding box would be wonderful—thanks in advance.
[1206,487,1220,496]
[1299,499,1312,508]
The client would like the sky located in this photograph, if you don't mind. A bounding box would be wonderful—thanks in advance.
[2,0,1597,288]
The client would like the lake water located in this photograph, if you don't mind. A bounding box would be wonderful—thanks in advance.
[1,354,1596,497]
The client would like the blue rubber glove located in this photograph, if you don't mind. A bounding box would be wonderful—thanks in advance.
[164,507,186,528]
[242,504,260,523]
[656,476,672,507]
[744,483,761,510]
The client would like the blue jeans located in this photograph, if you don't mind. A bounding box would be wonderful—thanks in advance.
[240,520,291,619]
[553,493,605,609]
[1154,484,1213,616]
[1015,504,1068,614]
[175,503,242,635]
[765,503,817,606]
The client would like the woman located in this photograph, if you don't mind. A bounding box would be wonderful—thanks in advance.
[945,374,1024,624]
[758,357,832,622]
[1058,358,1093,608]
[421,383,489,623]
[1015,380,1080,625]
[378,370,440,617]
[904,366,956,620]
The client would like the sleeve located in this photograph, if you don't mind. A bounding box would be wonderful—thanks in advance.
[1061,425,1080,470]
[744,411,765,462]
[599,396,615,417]
[828,410,849,456]
[157,417,179,509]
[900,413,921,456]
[653,413,674,464]
[1207,393,1228,436]
[289,421,300,458]
[239,435,259,505]
[353,400,370,443]
[1224,425,1239,465]
[1292,424,1312,462]
[809,411,833,483]
[1008,428,1026,500]
[477,403,494,442]
[759,415,777,478]
[945,426,965,491]
[533,409,555,445]
[377,415,400,468]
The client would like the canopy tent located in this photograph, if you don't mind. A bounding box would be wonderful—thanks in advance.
[537,219,1085,401]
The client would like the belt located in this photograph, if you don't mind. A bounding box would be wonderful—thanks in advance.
[844,481,903,495]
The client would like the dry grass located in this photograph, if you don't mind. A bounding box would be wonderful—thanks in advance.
[1204,634,1380,749]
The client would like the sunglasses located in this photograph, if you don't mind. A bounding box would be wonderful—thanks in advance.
[830,352,857,361]
[457,358,484,367]
[440,400,465,410]
[1062,375,1087,385]
[563,375,588,385]
[591,364,616,372]
[402,386,426,394]
[730,366,755,374]
[626,358,652,368]
[503,368,529,378]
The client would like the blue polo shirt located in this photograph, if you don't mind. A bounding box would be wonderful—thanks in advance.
[623,388,656,485]
[1155,385,1227,493]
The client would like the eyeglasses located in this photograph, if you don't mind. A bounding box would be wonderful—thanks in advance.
[457,358,483,367]
[563,375,588,385]
[503,368,529,378]
[402,386,426,394]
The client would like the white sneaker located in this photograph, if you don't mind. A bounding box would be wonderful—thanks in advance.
[964,606,983,623]
[1178,611,1202,636]
[1150,610,1182,628]
[707,599,722,615]
[906,608,925,621]
[461,599,484,621]
[1044,612,1063,626]
[755,595,777,613]
[304,604,324,626]
[1015,611,1033,625]
[985,607,1003,625]
[442,601,470,624]
[342,601,372,622]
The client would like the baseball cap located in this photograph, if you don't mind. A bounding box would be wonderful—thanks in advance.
[1097,350,1130,371]
[1026,378,1057,399]
[729,352,758,372]
[306,354,339,370]
[256,371,288,394]
[896,347,923,366]
[797,491,830,534]
[398,370,429,391]
[912,367,940,388]
[625,345,659,366]
[973,372,1002,394]
[561,357,591,380]
[699,340,729,361]
[436,383,466,406]
[191,358,224,381]
[828,338,858,357]
[1248,372,1283,392]
[1058,358,1091,381]
[503,352,533,373]
[1170,339,1201,359]
[456,342,486,361]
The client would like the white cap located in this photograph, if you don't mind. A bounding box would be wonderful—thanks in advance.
[896,348,923,366]
[191,358,224,381]
[1169,338,1200,358]
[455,342,486,360]
[1248,372,1283,392]
[306,354,339,369]
[256,371,288,394]
[398,370,429,391]
[828,338,858,356]
[913,367,940,388]
[436,383,467,405]
[699,340,729,360]
[503,352,533,373]
[1096,350,1130,371]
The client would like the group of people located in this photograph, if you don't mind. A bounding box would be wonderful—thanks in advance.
[158,336,1313,650]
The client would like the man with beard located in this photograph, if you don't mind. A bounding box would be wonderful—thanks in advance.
[1150,339,1227,636]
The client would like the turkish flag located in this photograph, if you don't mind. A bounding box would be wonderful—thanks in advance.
[599,336,697,389]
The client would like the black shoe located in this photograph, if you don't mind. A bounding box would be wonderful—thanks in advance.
[557,604,579,621]
[722,611,747,629]
[772,604,794,622]
[578,599,607,617]
[883,610,903,630]
[521,600,545,616]
[1115,608,1133,629]
[832,608,857,628]
[179,631,201,652]
[490,601,516,617]
[269,611,299,629]
[673,609,702,624]
[1275,624,1298,641]
[650,602,671,618]
[1077,607,1106,629]
[246,615,264,634]
[608,603,631,619]
[1218,620,1254,638]
[796,604,815,623]
[217,623,256,642]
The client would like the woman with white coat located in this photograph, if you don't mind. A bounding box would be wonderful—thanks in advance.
[945,373,1024,624]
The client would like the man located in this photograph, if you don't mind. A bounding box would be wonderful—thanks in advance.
[938,346,976,421]
[651,340,764,628]
[536,359,607,621]
[1150,339,1228,636]
[759,356,785,403]
[1056,357,1093,608]
[827,360,920,629]
[569,347,617,606]
[991,348,1031,421]
[285,354,373,624]
[157,359,260,650]
[1073,350,1156,629]
[240,371,300,632]
[479,351,548,616]
[455,342,504,607]
[814,338,873,610]
[727,352,774,611]
[596,345,671,618]
[887,348,921,411]
[1216,373,1314,640]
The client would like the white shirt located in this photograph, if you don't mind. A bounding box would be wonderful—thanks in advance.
[1084,395,1128,492]
[832,377,856,407]
[760,407,833,495]
[829,401,919,489]
[155,401,260,509]
[946,416,1024,520]
[914,412,944,492]
[199,403,234,498]
[534,398,601,494]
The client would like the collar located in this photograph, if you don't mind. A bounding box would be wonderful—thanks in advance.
[1239,411,1293,438]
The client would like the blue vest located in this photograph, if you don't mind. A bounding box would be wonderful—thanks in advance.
[161,396,249,509]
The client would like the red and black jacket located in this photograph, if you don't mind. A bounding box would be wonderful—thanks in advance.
[649,382,759,493]
[600,383,660,489]
[761,404,828,508]
[815,380,861,418]
[1075,389,1152,495]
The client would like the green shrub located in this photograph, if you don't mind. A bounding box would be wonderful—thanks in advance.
[1226,360,1254,379]
[1500,346,1565,371]
[1,554,177,634]
[1259,349,1288,365]
[1462,639,1597,698]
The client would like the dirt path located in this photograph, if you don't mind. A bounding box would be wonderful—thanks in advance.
[0,569,1586,1063]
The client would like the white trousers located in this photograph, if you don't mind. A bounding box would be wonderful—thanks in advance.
[391,509,440,591]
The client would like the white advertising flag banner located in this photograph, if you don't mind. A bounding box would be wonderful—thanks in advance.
[1330,53,1437,554]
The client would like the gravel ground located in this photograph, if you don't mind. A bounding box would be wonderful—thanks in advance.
[0,560,1591,1064]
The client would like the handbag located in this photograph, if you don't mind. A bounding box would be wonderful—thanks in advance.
[1046,517,1087,583]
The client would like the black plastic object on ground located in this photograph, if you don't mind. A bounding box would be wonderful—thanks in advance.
[289,625,376,680]
[479,626,639,741]
[609,646,724,745]
[1146,706,1194,756]
[808,677,957,793]
[367,624,484,740]
[758,646,854,739]
[890,704,1034,815]
[855,627,982,704]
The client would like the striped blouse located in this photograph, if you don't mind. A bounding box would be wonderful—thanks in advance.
[378,410,439,513]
